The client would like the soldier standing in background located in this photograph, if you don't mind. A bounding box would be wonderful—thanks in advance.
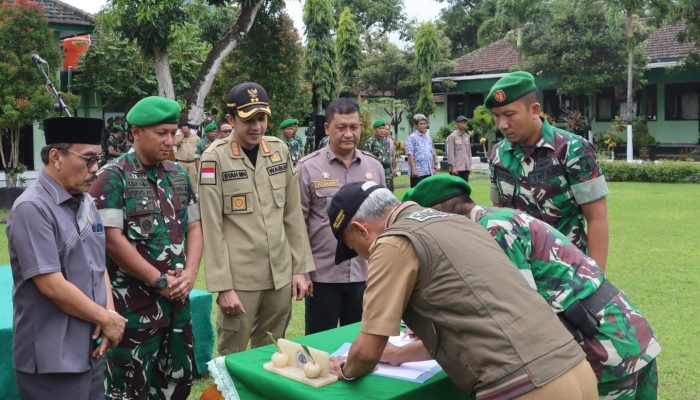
[486,71,609,269]
[280,118,304,166]
[90,96,203,399]
[364,119,394,191]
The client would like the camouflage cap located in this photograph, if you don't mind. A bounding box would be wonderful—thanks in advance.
[126,96,180,127]
[203,122,217,133]
[373,119,387,129]
[484,71,537,109]
[403,174,471,207]
[279,118,298,129]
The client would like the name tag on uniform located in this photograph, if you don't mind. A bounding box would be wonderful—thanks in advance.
[407,209,449,222]
[314,179,339,189]
[222,170,248,181]
[267,163,288,176]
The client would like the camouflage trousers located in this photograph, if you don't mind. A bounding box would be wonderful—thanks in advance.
[105,307,194,400]
[599,359,658,400]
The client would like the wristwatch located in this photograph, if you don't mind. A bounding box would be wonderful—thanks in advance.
[154,273,168,290]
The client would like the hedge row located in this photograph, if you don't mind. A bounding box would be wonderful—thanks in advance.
[601,161,700,183]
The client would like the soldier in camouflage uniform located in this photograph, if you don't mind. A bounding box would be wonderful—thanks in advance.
[195,122,218,175]
[364,119,394,191]
[486,71,609,270]
[90,96,203,399]
[318,135,329,149]
[279,118,304,166]
[105,124,127,162]
[405,174,661,400]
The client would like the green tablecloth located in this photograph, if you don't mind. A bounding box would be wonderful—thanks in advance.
[210,323,465,399]
[0,265,214,400]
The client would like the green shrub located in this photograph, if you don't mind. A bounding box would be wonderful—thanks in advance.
[602,161,700,183]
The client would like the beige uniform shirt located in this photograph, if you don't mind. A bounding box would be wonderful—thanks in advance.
[199,135,314,292]
[297,146,386,283]
[447,130,472,171]
[175,134,200,162]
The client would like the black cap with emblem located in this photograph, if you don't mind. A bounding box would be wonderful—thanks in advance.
[327,181,383,265]
[43,117,103,145]
[226,82,272,120]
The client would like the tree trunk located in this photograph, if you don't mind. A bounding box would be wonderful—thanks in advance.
[153,47,175,99]
[181,0,265,126]
[625,13,634,162]
[517,28,523,69]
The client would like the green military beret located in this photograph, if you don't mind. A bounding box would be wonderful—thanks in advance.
[404,174,472,207]
[373,119,387,129]
[203,122,217,132]
[112,124,123,132]
[126,96,180,127]
[484,71,537,109]
[401,188,414,202]
[279,118,299,129]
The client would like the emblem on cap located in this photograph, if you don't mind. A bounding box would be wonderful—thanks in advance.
[494,90,506,103]
[247,88,259,102]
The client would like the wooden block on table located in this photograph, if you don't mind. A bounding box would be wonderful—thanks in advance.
[263,338,338,388]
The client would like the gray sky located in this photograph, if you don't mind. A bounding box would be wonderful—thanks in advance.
[61,0,445,47]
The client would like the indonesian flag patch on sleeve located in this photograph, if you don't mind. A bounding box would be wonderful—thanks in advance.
[199,161,217,185]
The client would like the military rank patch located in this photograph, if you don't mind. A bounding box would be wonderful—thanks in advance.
[222,170,248,181]
[314,179,339,189]
[200,161,217,185]
[270,151,282,163]
[266,163,287,176]
[231,195,247,211]
[230,141,242,157]
[260,139,272,155]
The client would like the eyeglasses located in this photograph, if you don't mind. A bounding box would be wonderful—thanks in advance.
[65,149,99,168]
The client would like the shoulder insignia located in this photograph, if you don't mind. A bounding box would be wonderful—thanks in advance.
[296,150,321,166]
[271,151,282,163]
[260,139,273,155]
[230,141,242,158]
[199,161,217,185]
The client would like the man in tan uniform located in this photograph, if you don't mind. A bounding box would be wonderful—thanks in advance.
[297,98,385,335]
[174,123,200,192]
[325,181,598,400]
[199,82,315,355]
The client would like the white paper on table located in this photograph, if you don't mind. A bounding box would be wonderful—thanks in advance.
[333,335,442,382]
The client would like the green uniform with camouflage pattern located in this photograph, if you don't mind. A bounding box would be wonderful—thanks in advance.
[489,119,608,253]
[90,152,198,400]
[106,134,128,162]
[195,135,215,159]
[282,135,304,166]
[470,205,660,399]
[364,135,394,191]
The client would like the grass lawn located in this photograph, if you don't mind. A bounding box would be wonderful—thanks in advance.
[2,175,698,399]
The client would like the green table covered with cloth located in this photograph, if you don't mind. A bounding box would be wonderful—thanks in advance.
[0,265,214,400]
[208,322,466,399]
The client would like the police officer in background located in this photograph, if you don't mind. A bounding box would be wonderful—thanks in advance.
[487,71,609,269]
[199,82,314,355]
[9,117,126,399]
[90,96,203,399]
[446,115,472,181]
[297,99,385,334]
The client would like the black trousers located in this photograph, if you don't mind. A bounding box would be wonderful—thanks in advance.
[410,175,431,188]
[451,170,470,181]
[305,281,366,335]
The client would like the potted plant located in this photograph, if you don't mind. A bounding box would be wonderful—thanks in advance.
[632,117,657,161]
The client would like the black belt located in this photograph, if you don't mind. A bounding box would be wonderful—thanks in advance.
[177,159,195,163]
[561,280,620,339]
[581,280,619,315]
